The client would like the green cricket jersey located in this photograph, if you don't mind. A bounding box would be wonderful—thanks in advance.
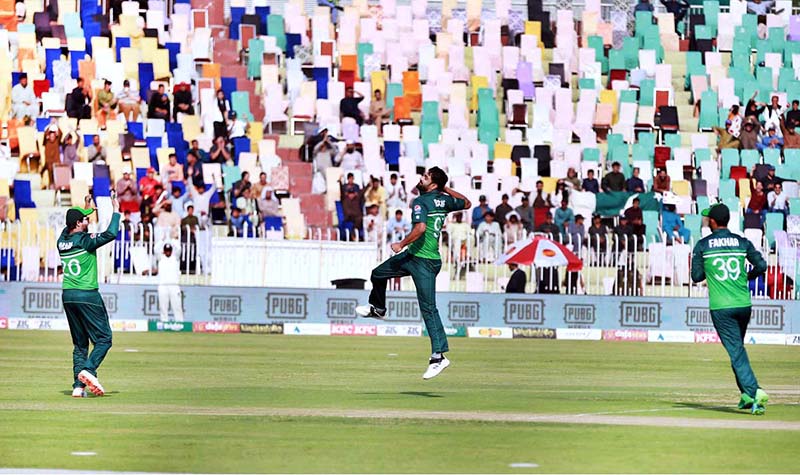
[691,228,767,310]
[58,213,121,290]
[408,191,466,260]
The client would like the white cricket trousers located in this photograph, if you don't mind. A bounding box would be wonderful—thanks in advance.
[158,284,184,321]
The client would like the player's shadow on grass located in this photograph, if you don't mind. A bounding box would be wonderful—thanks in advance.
[60,390,120,398]
[358,391,443,398]
[673,402,742,414]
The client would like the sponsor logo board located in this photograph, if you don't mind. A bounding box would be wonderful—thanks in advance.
[503,299,545,326]
[326,298,358,320]
[266,293,308,320]
[147,321,193,332]
[556,328,602,341]
[647,331,695,343]
[744,332,786,345]
[377,325,423,337]
[785,334,800,346]
[142,290,186,317]
[385,296,421,322]
[284,323,331,336]
[0,317,7,329]
[467,327,513,339]
[694,331,720,344]
[240,323,284,334]
[563,304,596,328]
[192,322,241,333]
[619,302,662,328]
[750,306,784,331]
[424,326,467,337]
[512,327,556,339]
[208,295,242,321]
[9,318,70,331]
[330,324,378,336]
[685,306,714,329]
[21,287,62,315]
[602,329,648,341]
[110,320,148,332]
[100,293,118,315]
[448,301,480,323]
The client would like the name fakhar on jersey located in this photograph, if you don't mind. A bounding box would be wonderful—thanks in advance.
[58,242,73,251]
[708,237,740,248]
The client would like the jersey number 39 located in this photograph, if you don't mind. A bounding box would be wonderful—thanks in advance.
[712,257,741,281]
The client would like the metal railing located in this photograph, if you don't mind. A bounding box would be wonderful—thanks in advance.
[1,218,796,299]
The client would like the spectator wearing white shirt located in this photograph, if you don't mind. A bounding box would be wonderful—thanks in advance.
[767,182,788,216]
[227,111,247,138]
[338,141,364,172]
[155,243,183,322]
[11,74,37,120]
[363,204,384,242]
[385,173,408,208]
[385,209,411,243]
[476,211,503,262]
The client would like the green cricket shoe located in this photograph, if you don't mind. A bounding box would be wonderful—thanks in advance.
[737,393,754,410]
[752,389,769,416]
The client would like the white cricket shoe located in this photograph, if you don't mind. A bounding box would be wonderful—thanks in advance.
[423,356,451,380]
[71,387,86,398]
[78,370,105,396]
[355,305,386,320]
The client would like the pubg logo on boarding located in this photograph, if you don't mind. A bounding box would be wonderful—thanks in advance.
[326,298,358,321]
[563,304,596,328]
[265,293,308,320]
[619,302,662,328]
[448,301,480,323]
[750,305,784,331]
[503,299,545,326]
[209,295,242,321]
[21,287,62,316]
[685,306,714,329]
[142,290,186,316]
[385,296,421,322]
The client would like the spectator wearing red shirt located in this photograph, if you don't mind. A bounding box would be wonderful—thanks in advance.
[139,168,160,201]
[746,178,768,227]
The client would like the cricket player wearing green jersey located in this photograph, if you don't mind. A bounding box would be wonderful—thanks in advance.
[58,195,120,397]
[357,167,471,379]
[691,203,769,415]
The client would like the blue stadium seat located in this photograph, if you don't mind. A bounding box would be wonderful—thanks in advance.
[92,177,111,197]
[12,180,35,209]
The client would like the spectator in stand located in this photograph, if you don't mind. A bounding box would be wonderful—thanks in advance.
[780,116,800,148]
[515,195,534,233]
[661,203,691,244]
[446,212,471,262]
[505,262,526,293]
[184,151,205,188]
[652,168,671,194]
[41,128,62,186]
[67,77,92,121]
[767,182,789,217]
[785,100,800,128]
[97,80,117,128]
[763,95,784,133]
[172,82,194,121]
[385,209,411,242]
[549,180,569,208]
[313,139,337,176]
[228,207,254,237]
[189,182,216,218]
[601,162,626,192]
[147,84,171,121]
[495,194,513,229]
[154,200,180,241]
[504,212,524,243]
[740,116,761,150]
[567,214,586,253]
[634,0,654,12]
[660,0,690,30]
[258,186,282,219]
[758,126,783,151]
[208,136,232,165]
[613,215,635,254]
[554,200,575,231]
[189,140,209,163]
[760,164,783,192]
[363,204,384,242]
[169,186,188,219]
[339,141,365,172]
[368,89,392,135]
[62,133,78,169]
[139,168,160,215]
[624,198,646,246]
[477,211,502,261]
[385,173,408,209]
[746,179,768,227]
[744,91,765,119]
[251,172,268,202]
[533,180,552,214]
[340,173,365,240]
[747,0,775,15]
[227,111,247,139]
[471,195,491,229]
[536,212,561,242]
[180,204,199,234]
[116,170,140,213]
[86,135,106,164]
[714,104,742,149]
[582,169,600,194]
[117,79,142,122]
[163,153,184,183]
[340,87,365,125]
[11,73,37,120]
[211,89,230,139]
[588,215,609,253]
[364,176,387,215]
[564,167,582,190]
[236,187,259,226]
[229,171,251,205]
[626,167,645,192]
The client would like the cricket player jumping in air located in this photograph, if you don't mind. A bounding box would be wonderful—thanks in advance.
[357,167,470,379]
[691,203,769,414]
[58,195,120,397]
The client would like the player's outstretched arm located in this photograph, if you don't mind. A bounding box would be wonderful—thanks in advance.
[444,186,471,210]
[82,198,121,252]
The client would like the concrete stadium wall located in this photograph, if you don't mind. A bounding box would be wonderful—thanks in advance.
[1,283,798,341]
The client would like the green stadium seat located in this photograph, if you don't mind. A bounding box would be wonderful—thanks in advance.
[643,210,662,244]
[789,198,800,216]
[765,213,784,249]
[684,214,702,243]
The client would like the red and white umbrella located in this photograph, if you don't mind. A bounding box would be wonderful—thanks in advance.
[495,235,583,271]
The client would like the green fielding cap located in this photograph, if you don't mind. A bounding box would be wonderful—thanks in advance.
[66,207,95,227]
[701,203,730,223]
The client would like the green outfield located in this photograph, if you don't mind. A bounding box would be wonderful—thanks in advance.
[0,331,798,473]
